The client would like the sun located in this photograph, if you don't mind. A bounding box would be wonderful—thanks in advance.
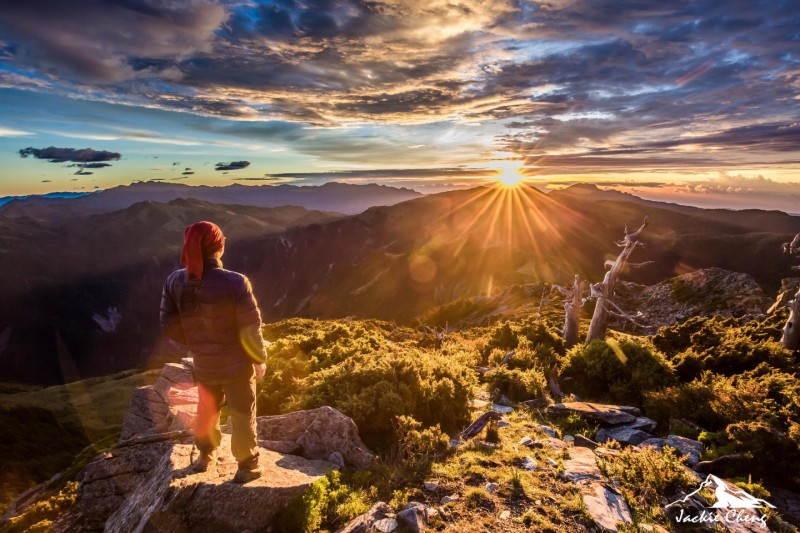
[495,167,527,188]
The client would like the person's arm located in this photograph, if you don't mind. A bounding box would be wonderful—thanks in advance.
[236,276,269,365]
[160,278,187,345]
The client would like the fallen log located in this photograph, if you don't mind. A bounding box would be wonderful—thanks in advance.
[459,411,502,440]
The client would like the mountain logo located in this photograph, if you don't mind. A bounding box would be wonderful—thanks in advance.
[665,474,775,528]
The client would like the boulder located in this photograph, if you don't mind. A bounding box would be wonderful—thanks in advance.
[546,402,637,426]
[397,501,430,532]
[257,406,374,469]
[74,434,335,532]
[580,483,633,531]
[629,417,658,433]
[595,426,652,446]
[615,268,772,332]
[337,502,393,533]
[665,435,703,466]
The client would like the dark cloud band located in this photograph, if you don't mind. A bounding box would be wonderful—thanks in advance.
[19,146,121,163]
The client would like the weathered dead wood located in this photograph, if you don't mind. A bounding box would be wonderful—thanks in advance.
[459,411,502,440]
[552,274,584,349]
[548,364,567,400]
[586,218,649,342]
[499,349,516,366]
[781,233,800,351]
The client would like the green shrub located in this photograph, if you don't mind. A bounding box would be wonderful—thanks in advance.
[414,297,496,328]
[287,345,475,448]
[653,315,796,381]
[276,471,368,533]
[561,338,675,406]
[485,366,547,402]
[1,481,78,533]
[599,446,694,517]
[394,415,450,471]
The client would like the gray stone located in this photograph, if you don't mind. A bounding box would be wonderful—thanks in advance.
[629,417,658,433]
[498,510,511,520]
[538,424,558,438]
[573,434,598,449]
[373,518,398,533]
[423,480,439,492]
[327,451,346,469]
[521,457,538,471]
[517,436,534,447]
[257,406,374,468]
[492,404,514,414]
[664,435,703,466]
[397,502,429,532]
[546,402,637,426]
[337,502,392,533]
[595,426,652,446]
[580,483,633,531]
[562,447,603,483]
[638,437,665,451]
[485,482,498,494]
[440,494,460,504]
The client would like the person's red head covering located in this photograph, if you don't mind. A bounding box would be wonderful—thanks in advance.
[181,221,225,281]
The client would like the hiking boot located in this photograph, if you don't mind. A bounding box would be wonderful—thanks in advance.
[233,465,263,484]
[192,450,216,473]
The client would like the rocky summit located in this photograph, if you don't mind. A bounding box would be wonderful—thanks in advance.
[58,359,374,532]
[615,268,773,332]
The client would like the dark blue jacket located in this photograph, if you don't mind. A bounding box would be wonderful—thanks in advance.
[160,257,268,381]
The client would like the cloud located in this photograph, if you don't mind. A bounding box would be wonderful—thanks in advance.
[215,160,250,171]
[67,162,113,169]
[181,171,194,175]
[266,167,499,181]
[19,146,121,163]
[0,0,798,184]
[0,126,31,136]
[0,0,226,83]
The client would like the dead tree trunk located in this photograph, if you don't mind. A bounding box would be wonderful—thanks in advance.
[586,218,650,342]
[783,288,800,351]
[553,274,584,349]
[781,233,800,351]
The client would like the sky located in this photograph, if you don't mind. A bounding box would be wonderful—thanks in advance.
[0,0,799,211]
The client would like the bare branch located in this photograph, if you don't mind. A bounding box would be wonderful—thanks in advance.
[627,260,655,269]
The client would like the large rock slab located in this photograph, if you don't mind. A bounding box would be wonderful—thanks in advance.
[258,406,374,468]
[596,426,652,446]
[562,446,603,483]
[121,360,198,440]
[581,483,633,531]
[76,434,333,532]
[546,402,638,426]
[642,435,703,466]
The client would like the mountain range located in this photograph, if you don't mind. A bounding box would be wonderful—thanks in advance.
[1,182,798,385]
[0,181,422,220]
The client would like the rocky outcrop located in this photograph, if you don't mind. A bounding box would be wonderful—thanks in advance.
[615,268,772,332]
[546,402,640,426]
[561,446,633,531]
[257,406,375,469]
[64,360,374,531]
[768,278,800,315]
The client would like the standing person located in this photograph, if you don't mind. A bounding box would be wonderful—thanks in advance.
[160,221,268,483]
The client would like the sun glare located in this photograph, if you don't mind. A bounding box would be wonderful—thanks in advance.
[496,168,526,187]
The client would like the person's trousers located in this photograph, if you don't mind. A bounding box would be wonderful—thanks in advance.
[194,366,259,468]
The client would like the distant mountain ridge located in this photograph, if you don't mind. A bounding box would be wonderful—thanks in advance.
[0,181,423,220]
[2,183,799,385]
[0,198,340,384]
[0,191,92,207]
